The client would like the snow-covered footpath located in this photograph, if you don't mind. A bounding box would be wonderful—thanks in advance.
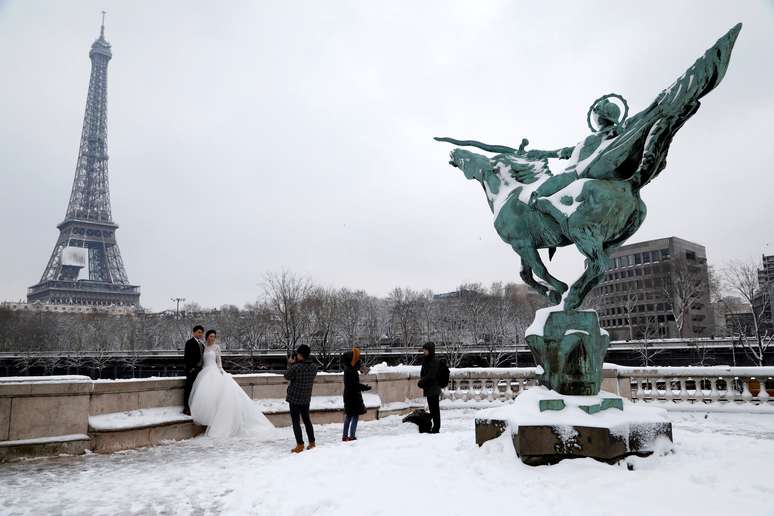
[1,409,773,516]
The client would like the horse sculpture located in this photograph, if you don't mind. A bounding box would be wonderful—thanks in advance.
[436,24,741,311]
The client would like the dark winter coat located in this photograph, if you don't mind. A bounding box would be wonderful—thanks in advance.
[419,354,441,397]
[284,361,318,405]
[342,353,371,416]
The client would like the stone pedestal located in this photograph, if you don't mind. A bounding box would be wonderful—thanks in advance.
[475,417,672,466]
[475,387,672,465]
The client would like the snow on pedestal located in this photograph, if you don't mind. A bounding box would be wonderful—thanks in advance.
[475,387,673,465]
[479,386,669,429]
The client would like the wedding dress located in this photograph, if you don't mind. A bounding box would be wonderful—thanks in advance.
[189,344,274,438]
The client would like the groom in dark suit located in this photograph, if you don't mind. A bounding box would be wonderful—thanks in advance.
[183,325,205,415]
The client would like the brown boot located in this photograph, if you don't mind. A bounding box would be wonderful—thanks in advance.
[291,444,304,454]
[307,442,316,450]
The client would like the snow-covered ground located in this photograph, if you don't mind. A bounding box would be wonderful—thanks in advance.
[2,409,773,516]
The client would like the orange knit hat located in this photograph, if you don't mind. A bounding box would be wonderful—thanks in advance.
[351,347,361,367]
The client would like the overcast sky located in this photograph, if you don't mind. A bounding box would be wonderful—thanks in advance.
[0,1,772,311]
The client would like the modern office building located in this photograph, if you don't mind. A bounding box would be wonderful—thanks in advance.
[753,254,773,331]
[757,254,774,286]
[589,237,713,340]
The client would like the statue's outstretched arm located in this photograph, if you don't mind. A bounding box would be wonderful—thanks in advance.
[526,146,574,160]
[433,137,517,154]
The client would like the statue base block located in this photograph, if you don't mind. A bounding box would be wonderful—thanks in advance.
[475,418,672,466]
[475,387,673,466]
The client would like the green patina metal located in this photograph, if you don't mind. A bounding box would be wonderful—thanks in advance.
[529,310,610,395]
[578,398,624,414]
[436,25,741,395]
[579,404,601,415]
[538,399,566,412]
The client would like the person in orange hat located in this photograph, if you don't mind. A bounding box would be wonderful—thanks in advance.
[341,347,371,441]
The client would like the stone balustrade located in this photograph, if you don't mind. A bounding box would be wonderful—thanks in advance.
[618,366,774,408]
[443,366,631,401]
[444,368,540,402]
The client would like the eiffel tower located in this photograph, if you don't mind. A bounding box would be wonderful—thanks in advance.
[28,15,140,307]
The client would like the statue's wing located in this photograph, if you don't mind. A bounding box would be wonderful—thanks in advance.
[582,24,742,181]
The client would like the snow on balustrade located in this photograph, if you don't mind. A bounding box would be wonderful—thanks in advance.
[417,365,774,413]
[614,366,774,411]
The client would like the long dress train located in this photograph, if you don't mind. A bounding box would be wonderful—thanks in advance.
[189,344,274,438]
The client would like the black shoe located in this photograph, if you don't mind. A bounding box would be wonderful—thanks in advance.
[183,408,191,416]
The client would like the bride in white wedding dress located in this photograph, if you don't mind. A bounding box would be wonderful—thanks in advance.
[189,329,274,438]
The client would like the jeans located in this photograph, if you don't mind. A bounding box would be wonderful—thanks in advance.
[427,395,441,433]
[289,403,315,445]
[343,414,359,438]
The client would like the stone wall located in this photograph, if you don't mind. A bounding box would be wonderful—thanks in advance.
[2,367,637,459]
[0,377,92,441]
[0,370,425,450]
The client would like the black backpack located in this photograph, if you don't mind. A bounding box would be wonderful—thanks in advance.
[438,360,450,389]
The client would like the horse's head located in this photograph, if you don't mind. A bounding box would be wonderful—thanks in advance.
[448,148,491,184]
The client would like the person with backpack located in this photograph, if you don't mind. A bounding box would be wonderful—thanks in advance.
[341,347,371,441]
[418,342,449,434]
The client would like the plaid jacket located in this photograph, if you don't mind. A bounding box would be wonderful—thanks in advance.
[284,361,318,405]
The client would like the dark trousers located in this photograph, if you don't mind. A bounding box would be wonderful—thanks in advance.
[427,395,441,433]
[289,403,315,445]
[183,369,200,410]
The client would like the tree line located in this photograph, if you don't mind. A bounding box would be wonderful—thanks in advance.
[0,271,545,370]
[2,258,770,369]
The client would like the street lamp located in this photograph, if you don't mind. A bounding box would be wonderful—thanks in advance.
[171,297,186,319]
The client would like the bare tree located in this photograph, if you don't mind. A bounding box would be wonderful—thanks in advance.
[13,350,38,376]
[63,350,89,375]
[664,256,709,338]
[504,283,537,366]
[304,287,340,370]
[482,283,517,367]
[707,264,722,305]
[89,345,113,379]
[262,271,312,354]
[433,300,466,368]
[358,296,385,367]
[635,315,663,367]
[456,283,488,346]
[41,354,65,375]
[335,289,366,348]
[415,290,435,344]
[120,349,143,378]
[387,287,421,349]
[623,289,639,340]
[722,260,772,366]
[237,302,277,370]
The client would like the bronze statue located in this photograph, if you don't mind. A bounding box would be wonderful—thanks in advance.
[436,24,741,395]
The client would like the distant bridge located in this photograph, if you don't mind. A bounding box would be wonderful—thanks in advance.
[0,337,766,378]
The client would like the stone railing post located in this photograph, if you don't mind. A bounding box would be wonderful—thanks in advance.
[616,367,774,409]
[757,378,770,403]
